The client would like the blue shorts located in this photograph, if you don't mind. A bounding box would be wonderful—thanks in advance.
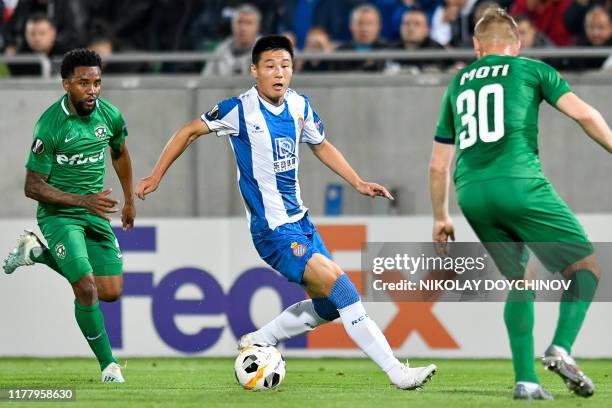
[252,215,332,284]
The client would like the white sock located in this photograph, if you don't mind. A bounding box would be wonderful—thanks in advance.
[517,381,541,392]
[338,301,402,381]
[250,300,328,345]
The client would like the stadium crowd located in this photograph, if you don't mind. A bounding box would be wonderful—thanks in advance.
[0,0,611,76]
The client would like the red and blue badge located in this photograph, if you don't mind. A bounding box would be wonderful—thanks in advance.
[291,242,307,257]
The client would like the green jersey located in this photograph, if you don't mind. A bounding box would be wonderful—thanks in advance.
[434,55,571,189]
[26,95,128,219]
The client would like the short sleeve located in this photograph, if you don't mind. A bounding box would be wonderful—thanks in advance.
[301,98,325,145]
[201,97,240,137]
[109,111,128,152]
[25,121,55,175]
[434,88,456,145]
[539,63,572,106]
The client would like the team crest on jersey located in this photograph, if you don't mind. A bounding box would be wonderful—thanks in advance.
[31,138,45,154]
[206,105,220,120]
[55,243,66,260]
[94,125,108,140]
[291,242,307,257]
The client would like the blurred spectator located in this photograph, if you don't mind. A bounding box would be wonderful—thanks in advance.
[392,9,449,71]
[4,0,86,55]
[515,14,554,47]
[9,13,67,76]
[564,0,612,37]
[563,6,612,70]
[333,4,389,71]
[511,0,575,46]
[190,1,279,51]
[280,30,298,50]
[372,0,414,41]
[203,4,261,76]
[430,0,479,47]
[299,27,334,72]
[87,33,149,74]
[279,0,366,49]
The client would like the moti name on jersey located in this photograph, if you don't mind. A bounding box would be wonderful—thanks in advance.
[460,64,509,86]
[56,150,104,165]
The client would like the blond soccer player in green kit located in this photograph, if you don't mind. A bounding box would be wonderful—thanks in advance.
[3,49,135,383]
[429,8,612,400]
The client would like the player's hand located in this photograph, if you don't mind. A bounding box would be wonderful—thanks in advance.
[121,199,136,231]
[433,217,455,256]
[79,188,120,222]
[356,181,394,200]
[136,176,160,200]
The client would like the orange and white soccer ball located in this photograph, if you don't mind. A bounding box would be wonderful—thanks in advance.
[234,345,286,390]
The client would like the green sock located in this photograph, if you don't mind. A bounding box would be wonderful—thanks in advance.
[552,269,598,354]
[74,300,116,370]
[504,289,538,383]
[30,248,62,275]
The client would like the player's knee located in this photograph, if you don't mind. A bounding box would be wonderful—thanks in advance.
[98,289,122,302]
[72,275,98,305]
[562,254,601,280]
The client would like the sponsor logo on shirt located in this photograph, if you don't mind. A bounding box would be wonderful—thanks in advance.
[56,150,105,166]
[273,137,297,173]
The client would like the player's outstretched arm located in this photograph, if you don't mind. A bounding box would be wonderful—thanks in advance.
[111,141,135,231]
[429,141,455,243]
[309,140,394,200]
[556,92,612,153]
[136,119,211,200]
[24,170,119,221]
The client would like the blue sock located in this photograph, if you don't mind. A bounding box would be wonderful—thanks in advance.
[312,297,340,321]
[328,274,360,309]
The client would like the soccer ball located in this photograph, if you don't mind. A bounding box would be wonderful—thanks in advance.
[234,345,286,390]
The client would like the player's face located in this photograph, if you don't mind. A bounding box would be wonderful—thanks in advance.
[251,49,293,105]
[62,66,102,116]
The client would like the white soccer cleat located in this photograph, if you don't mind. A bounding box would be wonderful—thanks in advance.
[101,362,125,383]
[237,333,273,350]
[3,230,45,274]
[393,363,437,390]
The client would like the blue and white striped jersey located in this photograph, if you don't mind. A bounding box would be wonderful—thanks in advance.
[201,86,325,234]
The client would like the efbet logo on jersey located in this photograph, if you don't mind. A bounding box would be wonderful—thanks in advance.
[56,150,104,166]
[291,241,307,257]
[94,125,108,140]
[273,138,297,174]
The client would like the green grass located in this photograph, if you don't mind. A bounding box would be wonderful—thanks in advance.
[0,358,610,407]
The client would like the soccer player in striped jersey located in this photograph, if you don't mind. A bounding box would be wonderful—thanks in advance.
[429,8,612,400]
[137,35,436,390]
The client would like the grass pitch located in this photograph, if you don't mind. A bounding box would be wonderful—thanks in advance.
[0,358,609,407]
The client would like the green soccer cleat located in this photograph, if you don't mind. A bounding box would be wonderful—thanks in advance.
[543,345,594,398]
[3,230,45,275]
[513,383,554,400]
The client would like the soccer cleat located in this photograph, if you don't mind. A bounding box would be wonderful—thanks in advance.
[542,345,594,397]
[3,230,45,274]
[393,363,437,390]
[101,362,125,383]
[237,333,272,350]
[513,383,554,400]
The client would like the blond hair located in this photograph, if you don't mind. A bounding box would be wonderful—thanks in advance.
[474,7,519,44]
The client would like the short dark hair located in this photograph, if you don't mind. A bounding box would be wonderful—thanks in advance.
[252,35,294,65]
[60,48,102,79]
[26,12,55,28]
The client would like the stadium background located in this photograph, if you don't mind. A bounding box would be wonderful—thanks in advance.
[1,1,611,361]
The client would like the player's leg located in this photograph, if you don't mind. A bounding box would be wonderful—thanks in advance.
[303,254,436,389]
[517,183,599,397]
[84,218,124,303]
[458,180,548,399]
[240,218,339,347]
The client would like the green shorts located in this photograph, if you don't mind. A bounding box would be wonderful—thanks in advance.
[38,213,123,284]
[457,178,593,279]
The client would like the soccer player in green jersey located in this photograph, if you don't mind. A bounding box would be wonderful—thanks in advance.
[429,8,612,400]
[3,49,135,383]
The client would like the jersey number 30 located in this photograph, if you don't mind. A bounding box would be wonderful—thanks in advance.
[456,84,504,149]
